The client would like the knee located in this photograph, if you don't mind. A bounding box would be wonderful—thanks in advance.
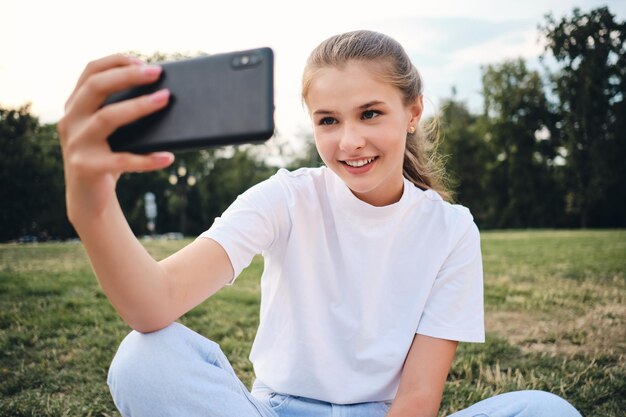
[521,390,582,417]
[107,323,191,395]
[106,323,248,416]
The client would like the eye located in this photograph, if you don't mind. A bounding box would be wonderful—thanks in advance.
[318,117,337,126]
[362,109,381,120]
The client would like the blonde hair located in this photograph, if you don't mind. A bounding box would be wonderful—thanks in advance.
[301,30,451,201]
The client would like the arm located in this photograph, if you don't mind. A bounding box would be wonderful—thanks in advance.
[386,214,482,416]
[60,54,234,333]
[386,334,458,417]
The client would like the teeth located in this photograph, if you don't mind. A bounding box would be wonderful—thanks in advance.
[345,157,375,167]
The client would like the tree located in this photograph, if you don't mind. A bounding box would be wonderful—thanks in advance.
[0,105,71,241]
[540,6,626,227]
[438,95,490,226]
[1,51,282,241]
[196,146,276,235]
[480,59,559,228]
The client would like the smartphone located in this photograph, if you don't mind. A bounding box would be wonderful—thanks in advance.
[104,47,274,153]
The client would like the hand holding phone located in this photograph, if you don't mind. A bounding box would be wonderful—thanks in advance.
[104,47,275,153]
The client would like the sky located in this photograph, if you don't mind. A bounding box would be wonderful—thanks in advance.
[1,0,624,157]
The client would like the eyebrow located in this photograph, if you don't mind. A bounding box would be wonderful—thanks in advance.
[312,100,386,116]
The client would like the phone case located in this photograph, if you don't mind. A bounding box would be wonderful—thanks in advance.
[105,47,274,153]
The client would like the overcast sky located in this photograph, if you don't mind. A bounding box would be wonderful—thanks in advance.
[1,0,624,156]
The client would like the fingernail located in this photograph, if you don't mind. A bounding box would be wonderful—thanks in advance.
[129,57,144,65]
[150,89,170,105]
[142,65,162,77]
[152,152,174,164]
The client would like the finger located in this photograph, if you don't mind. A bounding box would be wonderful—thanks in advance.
[79,88,170,141]
[112,151,176,173]
[67,64,164,118]
[66,54,142,112]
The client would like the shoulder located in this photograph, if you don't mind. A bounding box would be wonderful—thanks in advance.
[270,166,330,196]
[239,166,324,194]
[412,186,474,223]
[235,166,330,211]
[273,166,328,183]
[408,185,478,241]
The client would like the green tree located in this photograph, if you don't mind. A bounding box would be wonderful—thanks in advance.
[0,105,71,241]
[165,149,219,235]
[480,59,559,228]
[540,6,626,227]
[438,95,490,225]
[196,146,276,234]
[33,123,73,238]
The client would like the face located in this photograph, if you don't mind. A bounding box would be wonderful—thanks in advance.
[305,61,423,206]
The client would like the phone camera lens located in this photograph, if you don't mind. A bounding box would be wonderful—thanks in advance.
[231,52,262,70]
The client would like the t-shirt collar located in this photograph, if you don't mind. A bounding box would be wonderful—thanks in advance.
[325,167,417,219]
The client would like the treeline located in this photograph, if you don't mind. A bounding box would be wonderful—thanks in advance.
[0,6,624,241]
[0,108,277,241]
[440,6,625,228]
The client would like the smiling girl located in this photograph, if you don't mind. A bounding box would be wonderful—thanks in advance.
[59,30,581,417]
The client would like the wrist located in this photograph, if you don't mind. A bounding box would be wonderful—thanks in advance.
[65,175,117,226]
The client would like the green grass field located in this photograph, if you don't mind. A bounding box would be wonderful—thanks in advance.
[1,230,624,416]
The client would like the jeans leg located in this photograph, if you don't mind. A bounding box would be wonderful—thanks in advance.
[107,322,276,417]
[448,390,582,417]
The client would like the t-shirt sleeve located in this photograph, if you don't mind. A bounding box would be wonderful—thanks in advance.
[199,172,289,284]
[416,214,485,343]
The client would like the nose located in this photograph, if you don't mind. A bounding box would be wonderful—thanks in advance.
[339,123,366,152]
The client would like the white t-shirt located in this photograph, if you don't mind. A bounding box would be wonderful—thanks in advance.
[200,166,484,404]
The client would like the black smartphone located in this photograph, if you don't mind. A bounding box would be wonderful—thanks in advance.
[104,47,274,153]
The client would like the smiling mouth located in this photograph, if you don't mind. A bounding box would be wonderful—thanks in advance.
[342,156,378,167]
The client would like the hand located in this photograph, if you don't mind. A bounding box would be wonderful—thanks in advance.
[58,54,175,221]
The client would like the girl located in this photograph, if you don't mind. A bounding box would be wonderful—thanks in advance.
[59,30,582,417]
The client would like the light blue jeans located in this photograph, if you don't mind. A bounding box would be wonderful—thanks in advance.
[107,323,582,417]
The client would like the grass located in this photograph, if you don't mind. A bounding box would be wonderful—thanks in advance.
[0,230,624,416]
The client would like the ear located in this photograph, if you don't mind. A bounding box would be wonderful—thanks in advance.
[408,95,424,124]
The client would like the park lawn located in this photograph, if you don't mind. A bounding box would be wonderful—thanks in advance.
[0,230,624,417]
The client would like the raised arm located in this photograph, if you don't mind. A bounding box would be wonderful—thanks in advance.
[386,334,458,417]
[59,54,233,333]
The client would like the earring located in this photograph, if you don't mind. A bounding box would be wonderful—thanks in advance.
[408,126,416,134]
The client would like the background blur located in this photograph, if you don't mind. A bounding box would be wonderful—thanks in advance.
[1,1,625,240]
